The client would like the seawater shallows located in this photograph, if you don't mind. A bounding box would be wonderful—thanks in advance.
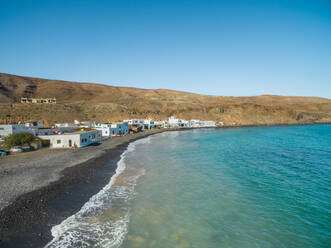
[45,137,151,248]
[46,125,331,248]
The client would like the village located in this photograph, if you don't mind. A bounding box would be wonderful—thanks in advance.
[0,116,217,155]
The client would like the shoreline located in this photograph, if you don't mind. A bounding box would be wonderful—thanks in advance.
[0,123,329,247]
[215,122,331,129]
[0,129,177,248]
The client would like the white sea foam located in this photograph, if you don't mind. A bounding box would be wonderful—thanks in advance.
[44,137,151,248]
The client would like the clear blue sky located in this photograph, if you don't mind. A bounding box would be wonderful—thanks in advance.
[0,0,330,98]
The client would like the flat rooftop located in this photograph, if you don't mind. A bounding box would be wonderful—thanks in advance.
[40,130,100,136]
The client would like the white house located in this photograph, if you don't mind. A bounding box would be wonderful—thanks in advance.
[161,120,170,128]
[110,122,129,136]
[123,119,145,128]
[94,123,112,137]
[124,119,158,130]
[143,119,156,129]
[181,120,190,127]
[189,119,201,128]
[80,121,94,128]
[0,124,36,140]
[39,130,102,148]
[154,120,165,129]
[55,123,80,128]
[199,121,216,127]
[168,116,182,128]
[25,120,44,128]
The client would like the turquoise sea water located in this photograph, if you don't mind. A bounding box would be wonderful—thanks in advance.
[46,125,331,248]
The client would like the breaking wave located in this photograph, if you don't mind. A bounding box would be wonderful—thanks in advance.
[45,137,151,248]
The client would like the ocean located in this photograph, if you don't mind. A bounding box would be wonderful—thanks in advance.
[45,125,331,248]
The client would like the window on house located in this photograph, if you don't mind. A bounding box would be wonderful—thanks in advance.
[57,140,61,144]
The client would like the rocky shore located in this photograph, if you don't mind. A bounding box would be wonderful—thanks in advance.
[0,129,168,248]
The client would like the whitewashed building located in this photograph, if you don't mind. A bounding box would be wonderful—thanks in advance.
[154,120,165,128]
[39,130,102,148]
[25,120,44,128]
[124,119,145,128]
[55,123,80,128]
[162,120,170,128]
[94,123,112,137]
[189,119,201,128]
[143,119,156,129]
[80,121,94,128]
[168,116,182,128]
[181,120,190,127]
[0,124,36,140]
[199,121,216,127]
[110,122,129,136]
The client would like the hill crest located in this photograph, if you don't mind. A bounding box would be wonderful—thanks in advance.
[0,72,330,126]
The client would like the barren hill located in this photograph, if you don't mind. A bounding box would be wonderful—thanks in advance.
[0,72,330,126]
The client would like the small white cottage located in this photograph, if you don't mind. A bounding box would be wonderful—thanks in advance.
[94,123,112,137]
[39,130,102,148]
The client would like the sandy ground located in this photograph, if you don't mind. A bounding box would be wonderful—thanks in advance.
[0,129,164,212]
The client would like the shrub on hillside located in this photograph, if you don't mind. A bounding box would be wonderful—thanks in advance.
[4,132,34,149]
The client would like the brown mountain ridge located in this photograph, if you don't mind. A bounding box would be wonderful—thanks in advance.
[0,72,330,126]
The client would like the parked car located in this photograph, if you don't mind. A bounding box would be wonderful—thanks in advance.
[9,146,24,153]
[21,144,31,152]
[0,150,9,156]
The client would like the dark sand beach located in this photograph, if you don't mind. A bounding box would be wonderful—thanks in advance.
[0,129,170,248]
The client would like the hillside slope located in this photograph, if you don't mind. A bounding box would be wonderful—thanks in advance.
[0,73,330,126]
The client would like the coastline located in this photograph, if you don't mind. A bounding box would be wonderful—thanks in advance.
[215,122,331,129]
[0,123,329,247]
[0,128,178,248]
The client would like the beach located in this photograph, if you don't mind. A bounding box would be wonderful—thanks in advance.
[0,129,170,247]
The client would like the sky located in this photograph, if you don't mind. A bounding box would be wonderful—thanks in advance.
[0,0,330,98]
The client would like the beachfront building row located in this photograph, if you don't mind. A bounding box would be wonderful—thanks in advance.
[0,119,128,142]
[52,121,129,137]
[96,117,216,132]
[0,117,216,149]
[167,116,216,128]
